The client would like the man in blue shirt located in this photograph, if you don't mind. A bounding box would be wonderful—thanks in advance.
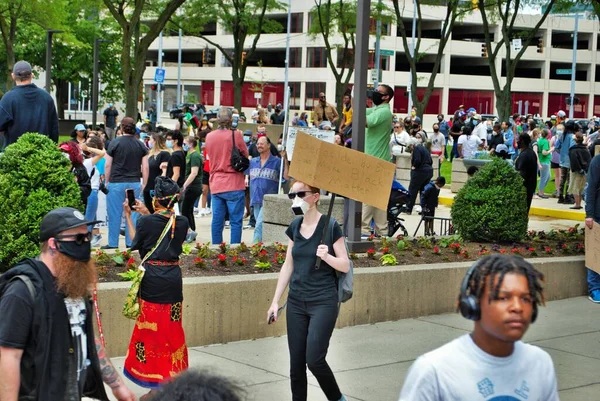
[246,136,288,243]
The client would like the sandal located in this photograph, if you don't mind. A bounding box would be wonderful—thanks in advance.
[569,206,583,210]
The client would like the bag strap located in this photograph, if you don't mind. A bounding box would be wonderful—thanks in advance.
[315,193,336,269]
[10,275,36,302]
[231,129,236,150]
[138,215,175,272]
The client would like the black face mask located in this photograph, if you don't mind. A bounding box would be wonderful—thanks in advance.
[57,240,91,262]
[433,128,440,133]
[372,91,385,106]
[438,118,443,122]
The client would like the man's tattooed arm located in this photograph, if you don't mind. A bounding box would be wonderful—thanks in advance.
[95,335,122,389]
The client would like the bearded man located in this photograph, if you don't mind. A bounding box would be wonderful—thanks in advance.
[0,207,135,401]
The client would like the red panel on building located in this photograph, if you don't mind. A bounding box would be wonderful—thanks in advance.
[511,92,543,116]
[448,89,494,116]
[547,93,587,119]
[393,87,442,115]
[201,81,215,106]
[220,82,287,108]
[593,95,600,116]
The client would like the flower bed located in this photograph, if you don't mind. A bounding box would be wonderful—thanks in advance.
[95,226,585,283]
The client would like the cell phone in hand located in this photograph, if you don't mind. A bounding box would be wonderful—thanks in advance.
[126,189,136,209]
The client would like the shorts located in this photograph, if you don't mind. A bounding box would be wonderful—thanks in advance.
[568,171,586,195]
[551,162,560,169]
[202,171,210,186]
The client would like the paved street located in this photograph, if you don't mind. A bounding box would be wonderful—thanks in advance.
[105,297,599,400]
[95,184,593,400]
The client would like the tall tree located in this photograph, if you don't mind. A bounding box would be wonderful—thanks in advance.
[181,0,285,111]
[308,0,392,117]
[478,0,557,120]
[103,0,186,118]
[0,0,65,90]
[392,1,467,119]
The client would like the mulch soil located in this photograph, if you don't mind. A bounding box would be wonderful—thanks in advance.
[95,227,585,283]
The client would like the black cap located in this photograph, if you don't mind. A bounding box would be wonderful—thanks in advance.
[565,120,578,132]
[40,207,101,242]
[13,60,32,77]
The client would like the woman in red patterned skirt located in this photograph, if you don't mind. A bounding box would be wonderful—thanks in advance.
[122,176,190,400]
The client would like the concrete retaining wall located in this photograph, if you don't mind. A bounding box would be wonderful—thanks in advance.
[262,194,345,242]
[97,256,587,357]
[395,153,441,187]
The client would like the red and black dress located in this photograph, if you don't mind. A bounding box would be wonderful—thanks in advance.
[123,213,190,389]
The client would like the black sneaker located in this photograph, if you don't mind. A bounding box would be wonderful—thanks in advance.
[100,245,117,250]
[557,197,565,204]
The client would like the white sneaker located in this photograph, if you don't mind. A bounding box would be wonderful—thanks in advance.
[206,208,212,215]
[199,208,207,216]
[91,234,102,247]
[193,207,199,215]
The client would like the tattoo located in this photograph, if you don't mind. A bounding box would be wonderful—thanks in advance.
[95,336,121,389]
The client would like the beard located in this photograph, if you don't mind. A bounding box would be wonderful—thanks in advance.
[54,252,98,298]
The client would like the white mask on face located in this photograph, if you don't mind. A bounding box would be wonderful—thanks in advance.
[291,196,310,216]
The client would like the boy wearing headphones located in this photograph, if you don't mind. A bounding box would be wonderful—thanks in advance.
[399,255,559,400]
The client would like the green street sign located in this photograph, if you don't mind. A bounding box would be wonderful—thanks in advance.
[380,49,395,57]
[556,69,572,75]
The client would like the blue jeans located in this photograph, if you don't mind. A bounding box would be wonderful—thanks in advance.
[252,205,264,244]
[107,182,140,247]
[85,189,99,233]
[211,190,244,244]
[538,163,550,194]
[588,269,600,295]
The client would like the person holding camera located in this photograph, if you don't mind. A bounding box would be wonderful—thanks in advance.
[82,135,106,247]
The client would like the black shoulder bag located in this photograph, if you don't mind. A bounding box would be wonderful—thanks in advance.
[230,129,249,172]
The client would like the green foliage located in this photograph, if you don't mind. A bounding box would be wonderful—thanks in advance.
[380,254,397,266]
[255,261,271,270]
[117,269,138,281]
[451,158,528,242]
[0,134,82,271]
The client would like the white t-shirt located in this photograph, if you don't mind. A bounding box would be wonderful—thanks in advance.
[429,132,446,153]
[390,131,411,156]
[83,159,99,190]
[399,334,559,401]
[458,134,483,159]
[64,298,89,383]
[474,123,489,146]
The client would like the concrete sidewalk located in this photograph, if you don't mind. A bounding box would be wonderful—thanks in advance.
[106,297,600,401]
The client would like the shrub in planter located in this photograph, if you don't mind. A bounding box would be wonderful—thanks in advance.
[451,157,528,242]
[0,133,82,271]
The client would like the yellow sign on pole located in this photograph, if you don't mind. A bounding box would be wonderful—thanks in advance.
[288,131,395,210]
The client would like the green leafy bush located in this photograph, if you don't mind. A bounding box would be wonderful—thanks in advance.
[451,158,528,242]
[0,133,82,271]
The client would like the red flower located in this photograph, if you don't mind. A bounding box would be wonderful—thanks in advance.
[499,249,506,254]
[527,247,535,252]
[218,254,227,262]
[127,257,135,265]
[433,246,440,254]
[259,249,268,256]
[381,247,390,255]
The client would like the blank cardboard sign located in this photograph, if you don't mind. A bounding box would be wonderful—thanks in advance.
[289,131,395,210]
[585,221,600,274]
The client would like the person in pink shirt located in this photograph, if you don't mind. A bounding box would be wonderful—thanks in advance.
[205,108,249,244]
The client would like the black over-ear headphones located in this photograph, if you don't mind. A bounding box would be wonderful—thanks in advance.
[458,260,538,323]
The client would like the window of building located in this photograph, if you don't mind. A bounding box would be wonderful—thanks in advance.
[305,82,326,110]
[265,13,304,34]
[511,92,543,116]
[369,18,391,36]
[548,93,587,119]
[549,62,588,81]
[594,95,600,116]
[448,89,495,115]
[307,47,328,68]
[69,80,91,112]
[201,81,215,106]
[220,81,234,107]
[393,87,442,115]
[290,48,302,68]
[183,85,202,104]
[450,56,490,77]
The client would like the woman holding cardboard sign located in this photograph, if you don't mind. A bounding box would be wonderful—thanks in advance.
[267,181,350,401]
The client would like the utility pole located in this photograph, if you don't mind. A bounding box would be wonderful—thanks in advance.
[279,0,292,194]
[92,39,111,129]
[407,0,416,113]
[373,0,382,88]
[177,9,183,105]
[347,0,371,252]
[568,13,579,120]
[45,30,63,93]
[157,31,163,125]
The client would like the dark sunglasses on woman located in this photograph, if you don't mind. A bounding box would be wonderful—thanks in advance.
[288,191,313,200]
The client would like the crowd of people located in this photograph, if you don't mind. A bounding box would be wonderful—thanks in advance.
[0,60,595,400]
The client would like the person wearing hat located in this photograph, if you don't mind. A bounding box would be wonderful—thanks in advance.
[0,60,59,149]
[103,102,119,139]
[472,114,488,148]
[122,176,189,399]
[0,207,136,401]
[71,123,88,146]
[270,103,286,125]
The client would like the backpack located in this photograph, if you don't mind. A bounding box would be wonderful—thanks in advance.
[73,165,93,203]
[328,219,354,303]
[0,275,36,303]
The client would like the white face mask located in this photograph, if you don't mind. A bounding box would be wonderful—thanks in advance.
[291,196,310,216]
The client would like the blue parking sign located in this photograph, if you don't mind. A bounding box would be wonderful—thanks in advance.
[154,68,165,83]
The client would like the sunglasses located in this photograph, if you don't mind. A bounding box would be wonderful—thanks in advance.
[55,232,92,245]
[394,126,401,128]
[288,191,314,200]
[319,96,326,99]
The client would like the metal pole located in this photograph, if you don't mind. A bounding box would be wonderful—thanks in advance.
[92,39,99,129]
[177,27,182,104]
[407,0,416,113]
[45,31,53,93]
[279,0,292,194]
[347,0,371,252]
[374,0,382,88]
[568,13,579,120]
[157,31,163,125]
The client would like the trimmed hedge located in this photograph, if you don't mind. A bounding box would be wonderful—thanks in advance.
[451,158,528,242]
[0,133,82,271]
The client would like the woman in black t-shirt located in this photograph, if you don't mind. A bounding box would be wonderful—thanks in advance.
[166,130,186,189]
[122,176,189,398]
[144,133,171,213]
[267,181,350,401]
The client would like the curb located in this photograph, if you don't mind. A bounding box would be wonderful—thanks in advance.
[439,196,585,222]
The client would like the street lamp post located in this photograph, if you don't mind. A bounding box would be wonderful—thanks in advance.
[92,39,112,130]
[45,30,63,93]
